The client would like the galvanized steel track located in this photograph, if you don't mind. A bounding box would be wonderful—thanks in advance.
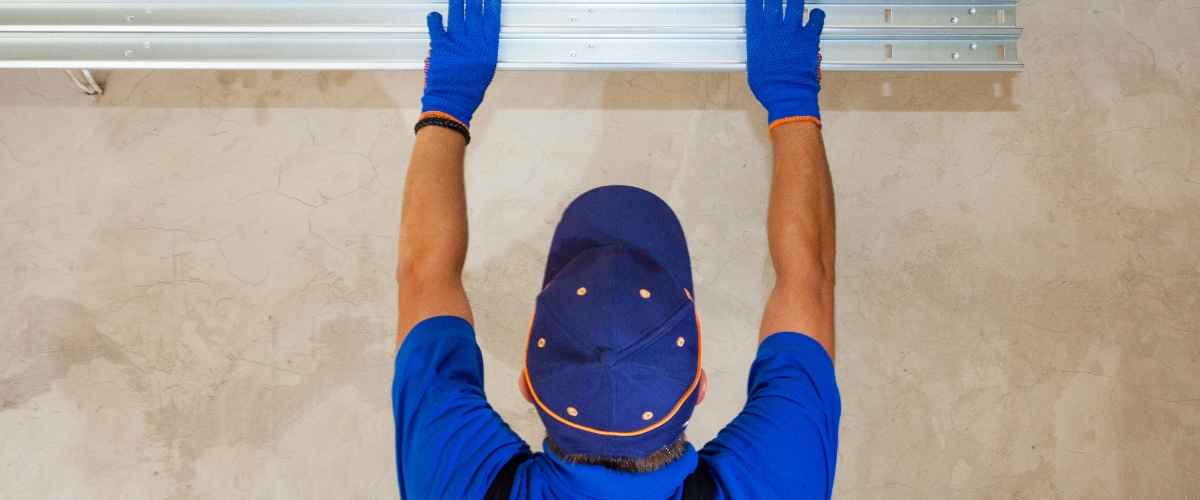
[0,0,1022,71]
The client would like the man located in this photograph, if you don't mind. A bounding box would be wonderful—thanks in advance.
[393,0,839,497]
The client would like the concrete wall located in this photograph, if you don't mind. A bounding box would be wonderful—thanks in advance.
[1,0,1196,497]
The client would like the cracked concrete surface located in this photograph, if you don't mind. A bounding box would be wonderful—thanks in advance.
[1,0,1198,498]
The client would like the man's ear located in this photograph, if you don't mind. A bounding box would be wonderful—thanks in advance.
[697,369,708,405]
[518,371,534,404]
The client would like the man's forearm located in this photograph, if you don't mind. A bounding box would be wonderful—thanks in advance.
[767,122,835,278]
[396,126,473,345]
[759,121,836,357]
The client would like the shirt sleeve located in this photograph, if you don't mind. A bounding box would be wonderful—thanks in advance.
[392,316,531,500]
[697,332,841,500]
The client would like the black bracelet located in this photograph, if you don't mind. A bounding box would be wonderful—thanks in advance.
[414,116,471,144]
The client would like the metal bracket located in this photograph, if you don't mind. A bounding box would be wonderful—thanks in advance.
[0,1,1023,72]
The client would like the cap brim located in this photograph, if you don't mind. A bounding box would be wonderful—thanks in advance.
[544,185,692,292]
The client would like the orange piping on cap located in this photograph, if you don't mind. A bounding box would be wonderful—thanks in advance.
[521,289,703,437]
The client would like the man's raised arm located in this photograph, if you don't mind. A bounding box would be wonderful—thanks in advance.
[395,0,501,348]
[397,127,473,347]
[759,122,835,359]
[745,0,835,360]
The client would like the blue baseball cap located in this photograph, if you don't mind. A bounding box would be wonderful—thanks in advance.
[523,185,703,459]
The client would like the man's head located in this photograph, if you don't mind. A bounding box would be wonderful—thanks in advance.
[519,186,706,473]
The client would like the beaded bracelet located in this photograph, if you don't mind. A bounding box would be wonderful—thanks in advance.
[414,115,471,145]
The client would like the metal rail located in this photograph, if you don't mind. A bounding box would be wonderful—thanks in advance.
[0,1,1022,71]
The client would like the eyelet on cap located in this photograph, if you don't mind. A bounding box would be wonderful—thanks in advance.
[567,407,579,417]
[676,337,685,347]
[576,287,587,296]
[642,411,654,420]
[537,338,546,348]
[639,289,651,299]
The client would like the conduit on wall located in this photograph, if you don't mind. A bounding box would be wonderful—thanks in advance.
[0,0,1022,72]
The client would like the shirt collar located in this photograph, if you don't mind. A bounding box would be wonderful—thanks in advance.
[536,439,698,500]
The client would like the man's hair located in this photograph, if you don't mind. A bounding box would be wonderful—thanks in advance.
[546,434,689,474]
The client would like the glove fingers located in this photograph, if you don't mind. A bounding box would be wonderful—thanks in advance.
[805,7,826,35]
[466,0,482,34]
[448,0,465,33]
[763,0,783,27]
[426,11,446,38]
[783,1,802,29]
[485,0,502,41]
[745,0,763,30]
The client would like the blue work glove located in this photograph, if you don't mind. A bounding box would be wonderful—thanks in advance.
[421,0,501,129]
[745,0,825,130]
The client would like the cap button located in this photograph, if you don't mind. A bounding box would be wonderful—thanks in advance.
[598,348,617,367]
